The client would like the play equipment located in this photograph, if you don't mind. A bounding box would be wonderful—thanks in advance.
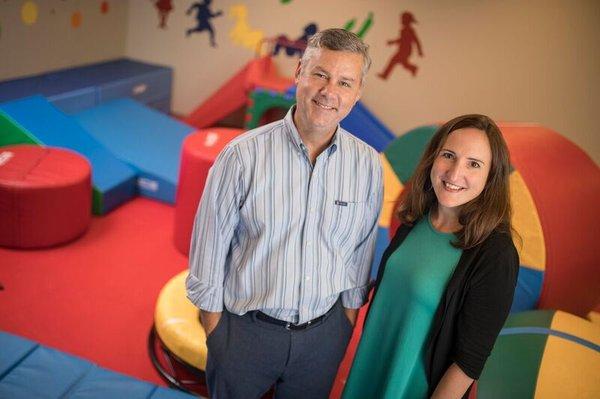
[174,128,244,255]
[0,331,196,399]
[0,96,136,215]
[73,99,195,204]
[473,310,600,398]
[246,87,395,152]
[185,56,293,129]
[379,123,600,316]
[0,144,91,248]
[149,271,208,396]
[0,58,173,114]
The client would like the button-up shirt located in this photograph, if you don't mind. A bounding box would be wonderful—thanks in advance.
[186,107,383,324]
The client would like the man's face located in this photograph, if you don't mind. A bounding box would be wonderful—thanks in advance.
[294,48,364,136]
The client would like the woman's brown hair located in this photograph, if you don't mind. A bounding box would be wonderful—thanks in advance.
[398,114,513,249]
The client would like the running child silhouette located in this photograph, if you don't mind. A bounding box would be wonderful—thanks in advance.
[186,0,223,47]
[378,12,424,79]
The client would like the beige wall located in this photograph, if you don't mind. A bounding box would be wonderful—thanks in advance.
[0,0,128,79]
[1,1,598,164]
[124,0,599,164]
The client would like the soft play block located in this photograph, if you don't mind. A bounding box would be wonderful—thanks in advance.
[0,145,92,248]
[0,331,197,399]
[73,99,195,204]
[0,96,137,214]
[0,58,172,114]
[340,101,396,152]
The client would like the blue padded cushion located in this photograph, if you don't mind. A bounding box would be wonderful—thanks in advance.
[73,99,194,204]
[340,101,396,153]
[0,95,137,214]
[0,331,197,399]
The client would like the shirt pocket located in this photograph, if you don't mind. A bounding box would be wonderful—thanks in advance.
[324,197,369,253]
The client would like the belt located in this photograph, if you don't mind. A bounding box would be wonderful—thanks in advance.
[255,305,336,331]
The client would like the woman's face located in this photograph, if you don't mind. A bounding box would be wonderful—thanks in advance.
[430,128,492,216]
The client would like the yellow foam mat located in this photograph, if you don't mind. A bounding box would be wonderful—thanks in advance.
[534,311,600,398]
[154,270,207,370]
[379,154,403,228]
[510,171,545,271]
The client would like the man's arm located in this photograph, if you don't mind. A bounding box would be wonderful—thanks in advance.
[186,146,244,320]
[343,307,358,326]
[200,310,222,336]
[340,154,384,313]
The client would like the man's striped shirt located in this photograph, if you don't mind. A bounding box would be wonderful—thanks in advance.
[186,108,383,324]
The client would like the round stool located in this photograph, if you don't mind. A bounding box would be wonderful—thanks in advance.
[0,145,91,248]
[174,128,243,255]
[148,270,208,395]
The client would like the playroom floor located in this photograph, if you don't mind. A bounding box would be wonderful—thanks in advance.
[0,197,188,386]
[0,196,365,397]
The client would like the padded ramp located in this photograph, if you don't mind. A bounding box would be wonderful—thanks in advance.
[0,96,137,215]
[0,331,197,399]
[74,99,195,204]
[340,101,396,152]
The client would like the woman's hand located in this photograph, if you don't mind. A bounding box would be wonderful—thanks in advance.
[431,363,474,399]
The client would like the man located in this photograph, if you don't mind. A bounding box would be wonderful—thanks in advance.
[186,28,383,399]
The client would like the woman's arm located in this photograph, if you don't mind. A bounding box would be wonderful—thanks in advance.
[431,363,474,399]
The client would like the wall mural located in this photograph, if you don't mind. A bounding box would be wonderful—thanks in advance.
[228,4,264,52]
[71,10,82,28]
[154,0,173,29]
[272,23,317,57]
[186,0,223,47]
[378,11,423,79]
[21,1,38,26]
[343,11,373,39]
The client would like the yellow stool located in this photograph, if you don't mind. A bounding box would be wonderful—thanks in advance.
[149,270,208,395]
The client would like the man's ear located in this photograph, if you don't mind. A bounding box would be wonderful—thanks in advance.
[294,61,302,83]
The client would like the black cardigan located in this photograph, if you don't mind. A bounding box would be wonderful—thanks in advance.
[372,222,519,398]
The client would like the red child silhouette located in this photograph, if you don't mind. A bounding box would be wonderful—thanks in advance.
[155,0,173,29]
[378,12,424,79]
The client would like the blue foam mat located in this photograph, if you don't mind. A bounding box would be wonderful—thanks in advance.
[0,95,137,214]
[341,101,396,152]
[0,331,197,399]
[511,266,544,312]
[73,99,194,204]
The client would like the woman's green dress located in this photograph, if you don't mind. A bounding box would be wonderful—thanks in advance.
[342,216,462,398]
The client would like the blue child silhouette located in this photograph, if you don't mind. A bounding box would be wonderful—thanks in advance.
[186,0,223,47]
[273,23,318,57]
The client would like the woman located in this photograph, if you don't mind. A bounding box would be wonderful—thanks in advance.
[343,114,519,399]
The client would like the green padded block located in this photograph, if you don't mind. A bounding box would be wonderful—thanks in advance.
[503,309,555,329]
[477,332,547,399]
[245,90,295,129]
[383,125,438,184]
[0,111,40,146]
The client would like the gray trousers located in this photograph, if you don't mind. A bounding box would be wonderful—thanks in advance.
[205,301,354,399]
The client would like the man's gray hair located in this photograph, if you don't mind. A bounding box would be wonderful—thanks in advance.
[300,28,372,82]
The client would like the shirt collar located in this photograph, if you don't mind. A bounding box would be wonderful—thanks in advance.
[284,106,340,157]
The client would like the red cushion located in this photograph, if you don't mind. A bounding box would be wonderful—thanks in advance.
[174,128,243,255]
[0,145,91,248]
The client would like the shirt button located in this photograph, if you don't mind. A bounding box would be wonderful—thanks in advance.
[306,276,311,281]
[306,241,312,246]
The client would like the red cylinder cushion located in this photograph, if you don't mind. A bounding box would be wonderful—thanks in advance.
[0,145,91,248]
[174,128,243,255]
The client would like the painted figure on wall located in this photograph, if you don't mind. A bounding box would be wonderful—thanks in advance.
[272,23,318,57]
[186,0,223,47]
[378,11,424,79]
[155,0,173,29]
[229,4,264,52]
[344,12,373,39]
